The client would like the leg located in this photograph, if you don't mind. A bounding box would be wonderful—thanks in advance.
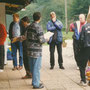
[49,42,55,68]
[32,57,42,87]
[11,43,17,67]
[18,42,23,67]
[73,39,79,67]
[57,43,63,66]
[0,45,4,69]
[79,48,90,83]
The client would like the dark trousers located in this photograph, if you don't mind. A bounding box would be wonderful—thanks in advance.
[0,45,4,69]
[73,39,80,66]
[49,42,63,67]
[78,47,90,83]
[22,41,30,75]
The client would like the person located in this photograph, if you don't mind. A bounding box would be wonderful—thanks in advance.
[0,23,7,72]
[78,10,90,86]
[47,12,64,70]
[20,16,32,79]
[9,13,23,70]
[27,12,46,89]
[70,14,86,69]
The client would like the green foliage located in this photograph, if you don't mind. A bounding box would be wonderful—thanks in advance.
[69,0,90,20]
[18,0,65,31]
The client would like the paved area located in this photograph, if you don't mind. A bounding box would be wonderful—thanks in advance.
[0,40,90,90]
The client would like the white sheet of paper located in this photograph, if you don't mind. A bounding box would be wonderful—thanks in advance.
[44,32,54,40]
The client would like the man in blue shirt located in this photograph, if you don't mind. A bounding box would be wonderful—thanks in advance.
[47,12,65,70]
[9,14,23,70]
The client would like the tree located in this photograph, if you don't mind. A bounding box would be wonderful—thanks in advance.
[69,0,90,20]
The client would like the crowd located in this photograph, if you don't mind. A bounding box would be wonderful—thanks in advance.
[0,9,90,89]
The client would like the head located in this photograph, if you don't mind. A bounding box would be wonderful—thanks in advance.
[50,12,56,19]
[21,16,30,27]
[79,14,85,23]
[13,13,19,22]
[33,12,41,22]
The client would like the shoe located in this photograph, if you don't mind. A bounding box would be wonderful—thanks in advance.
[12,67,18,71]
[79,81,87,87]
[17,66,23,70]
[22,75,32,79]
[59,66,65,69]
[76,66,79,70]
[0,69,3,72]
[33,83,44,89]
[50,66,54,70]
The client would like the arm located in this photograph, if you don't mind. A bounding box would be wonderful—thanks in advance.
[37,26,46,44]
[0,24,7,43]
[47,21,56,32]
[53,20,63,30]
[9,22,13,40]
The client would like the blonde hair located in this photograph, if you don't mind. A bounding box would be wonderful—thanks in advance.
[50,12,56,16]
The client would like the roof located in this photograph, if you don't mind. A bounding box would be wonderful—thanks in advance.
[0,0,33,14]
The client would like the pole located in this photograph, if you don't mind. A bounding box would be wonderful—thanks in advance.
[65,0,68,34]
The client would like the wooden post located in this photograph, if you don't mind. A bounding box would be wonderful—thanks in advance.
[65,0,68,34]
[0,3,6,26]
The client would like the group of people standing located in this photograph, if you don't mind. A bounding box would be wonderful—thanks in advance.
[0,9,90,89]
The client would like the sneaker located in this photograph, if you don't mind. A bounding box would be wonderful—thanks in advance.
[12,66,18,71]
[0,69,3,72]
[17,66,23,70]
[76,66,79,70]
[22,74,32,79]
[79,81,87,87]
[59,66,65,69]
[33,83,44,89]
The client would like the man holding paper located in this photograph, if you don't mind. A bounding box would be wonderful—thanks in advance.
[47,12,65,70]
[9,14,23,70]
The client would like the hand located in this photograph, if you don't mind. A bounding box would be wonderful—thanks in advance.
[52,17,56,22]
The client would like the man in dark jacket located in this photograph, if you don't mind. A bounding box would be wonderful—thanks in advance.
[78,10,90,86]
[47,12,64,70]
[9,14,23,70]
[20,16,32,79]
[27,12,46,89]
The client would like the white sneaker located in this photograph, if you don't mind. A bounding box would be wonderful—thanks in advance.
[0,69,3,72]
[79,81,87,87]
[76,67,79,70]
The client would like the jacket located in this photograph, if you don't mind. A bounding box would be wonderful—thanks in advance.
[47,19,63,44]
[79,23,90,48]
[70,21,86,40]
[27,22,46,58]
[0,24,7,45]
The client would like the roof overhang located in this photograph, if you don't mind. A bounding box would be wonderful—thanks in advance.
[0,0,33,14]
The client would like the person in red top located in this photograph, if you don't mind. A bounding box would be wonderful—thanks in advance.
[0,23,7,72]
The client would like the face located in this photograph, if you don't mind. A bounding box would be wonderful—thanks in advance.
[22,21,28,27]
[79,15,85,23]
[50,13,56,19]
[13,16,19,22]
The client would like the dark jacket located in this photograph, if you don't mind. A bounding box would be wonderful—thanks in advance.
[79,23,90,48]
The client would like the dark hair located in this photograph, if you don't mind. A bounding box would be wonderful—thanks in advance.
[33,12,41,21]
[21,16,30,23]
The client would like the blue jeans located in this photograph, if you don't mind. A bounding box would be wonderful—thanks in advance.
[28,56,41,87]
[11,41,23,67]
